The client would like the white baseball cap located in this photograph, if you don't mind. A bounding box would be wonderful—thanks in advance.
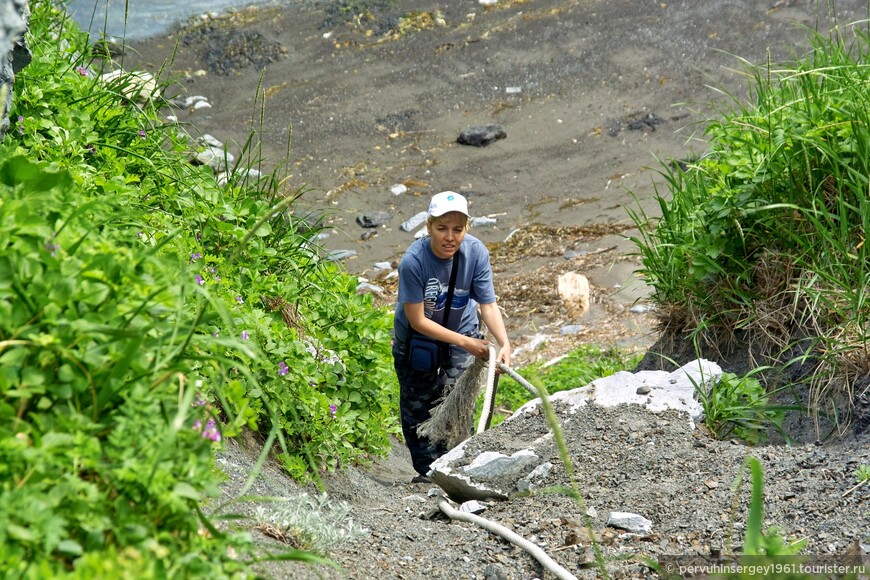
[428,191,469,218]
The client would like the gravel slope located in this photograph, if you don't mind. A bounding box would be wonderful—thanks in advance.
[215,401,869,579]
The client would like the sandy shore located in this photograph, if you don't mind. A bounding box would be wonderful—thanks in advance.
[122,0,867,351]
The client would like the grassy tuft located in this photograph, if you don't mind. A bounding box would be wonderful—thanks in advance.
[630,26,870,430]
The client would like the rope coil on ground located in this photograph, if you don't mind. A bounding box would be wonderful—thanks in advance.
[436,494,578,580]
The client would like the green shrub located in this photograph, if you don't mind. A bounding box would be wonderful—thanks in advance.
[1,0,401,574]
[629,29,870,417]
[11,0,399,480]
[0,154,251,576]
[696,372,787,444]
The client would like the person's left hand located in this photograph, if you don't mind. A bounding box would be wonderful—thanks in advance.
[495,344,511,374]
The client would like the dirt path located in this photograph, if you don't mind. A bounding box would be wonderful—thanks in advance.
[216,403,869,579]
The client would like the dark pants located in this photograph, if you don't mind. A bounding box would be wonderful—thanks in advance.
[394,331,482,476]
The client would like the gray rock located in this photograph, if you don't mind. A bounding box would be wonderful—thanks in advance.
[326,249,357,262]
[464,449,541,480]
[100,69,160,102]
[512,358,721,427]
[606,511,653,534]
[459,500,487,514]
[429,442,510,503]
[194,146,234,172]
[200,133,224,148]
[564,249,588,259]
[430,470,509,503]
[523,461,552,483]
[371,262,393,280]
[560,325,584,335]
[217,167,264,187]
[400,211,428,232]
[516,461,552,492]
[457,125,507,147]
[356,211,391,229]
[0,0,29,141]
[172,95,210,109]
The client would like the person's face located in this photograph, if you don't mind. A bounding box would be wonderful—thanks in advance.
[427,212,467,259]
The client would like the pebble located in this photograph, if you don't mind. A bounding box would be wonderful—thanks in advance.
[564,249,588,259]
[326,249,357,262]
[470,216,497,227]
[400,211,428,232]
[174,95,208,108]
[457,124,507,147]
[357,211,391,229]
[199,133,223,148]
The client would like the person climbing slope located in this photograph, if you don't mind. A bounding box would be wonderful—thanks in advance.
[392,191,511,482]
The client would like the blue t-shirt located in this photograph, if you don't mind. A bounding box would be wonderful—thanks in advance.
[393,234,496,345]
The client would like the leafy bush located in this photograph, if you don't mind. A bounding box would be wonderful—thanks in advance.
[1,0,400,574]
[0,155,250,575]
[14,0,399,476]
[629,28,870,419]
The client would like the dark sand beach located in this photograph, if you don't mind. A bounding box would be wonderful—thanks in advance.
[124,0,869,349]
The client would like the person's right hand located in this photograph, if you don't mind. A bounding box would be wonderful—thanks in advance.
[462,336,492,359]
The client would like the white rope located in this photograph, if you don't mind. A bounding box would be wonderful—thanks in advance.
[497,362,539,396]
[436,495,578,580]
[475,344,498,434]
[419,344,541,445]
[430,355,578,579]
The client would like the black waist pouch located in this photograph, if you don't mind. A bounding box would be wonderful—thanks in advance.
[406,332,444,373]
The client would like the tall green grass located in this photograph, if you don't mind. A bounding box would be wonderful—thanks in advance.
[630,27,870,429]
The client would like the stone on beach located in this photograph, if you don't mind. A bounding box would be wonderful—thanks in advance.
[100,69,159,102]
[457,125,507,147]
